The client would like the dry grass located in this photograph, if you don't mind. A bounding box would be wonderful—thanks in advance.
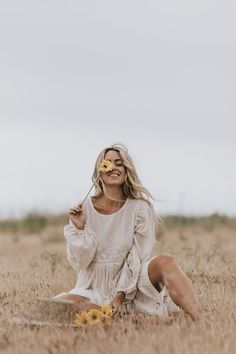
[0,216,235,354]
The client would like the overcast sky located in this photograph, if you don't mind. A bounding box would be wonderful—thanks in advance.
[0,1,235,218]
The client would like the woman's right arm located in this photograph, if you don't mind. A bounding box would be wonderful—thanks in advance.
[64,204,97,270]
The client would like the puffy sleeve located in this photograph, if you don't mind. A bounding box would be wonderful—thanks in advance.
[64,219,98,270]
[133,204,157,263]
[115,202,157,300]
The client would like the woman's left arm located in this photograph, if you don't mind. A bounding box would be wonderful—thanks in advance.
[112,203,157,315]
[133,204,157,263]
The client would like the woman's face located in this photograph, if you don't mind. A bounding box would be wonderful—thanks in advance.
[101,149,126,187]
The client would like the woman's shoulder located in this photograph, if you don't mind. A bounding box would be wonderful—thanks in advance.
[128,198,153,213]
[128,199,157,231]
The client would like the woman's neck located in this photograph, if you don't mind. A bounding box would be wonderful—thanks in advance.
[104,186,126,203]
[97,186,127,206]
[91,186,127,214]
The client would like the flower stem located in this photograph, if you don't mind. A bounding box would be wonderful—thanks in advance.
[81,174,100,206]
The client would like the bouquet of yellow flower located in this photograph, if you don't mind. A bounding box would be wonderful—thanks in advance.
[80,159,113,206]
[74,304,113,327]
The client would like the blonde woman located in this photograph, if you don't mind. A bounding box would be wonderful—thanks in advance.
[55,144,205,320]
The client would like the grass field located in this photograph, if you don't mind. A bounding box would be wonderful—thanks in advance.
[0,214,235,354]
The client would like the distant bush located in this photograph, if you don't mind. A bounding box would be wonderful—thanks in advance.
[0,212,235,235]
[22,214,48,233]
[0,213,68,234]
[163,213,236,231]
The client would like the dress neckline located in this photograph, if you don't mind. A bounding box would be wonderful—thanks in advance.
[89,197,129,217]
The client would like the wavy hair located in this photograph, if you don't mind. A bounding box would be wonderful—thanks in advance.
[92,143,155,207]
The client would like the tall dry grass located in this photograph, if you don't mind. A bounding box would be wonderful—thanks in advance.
[0,214,235,354]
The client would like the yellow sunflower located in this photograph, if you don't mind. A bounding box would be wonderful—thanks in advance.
[101,304,112,317]
[87,308,102,322]
[99,159,113,173]
[74,311,91,327]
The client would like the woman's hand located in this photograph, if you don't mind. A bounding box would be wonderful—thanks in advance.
[111,292,126,317]
[69,204,86,230]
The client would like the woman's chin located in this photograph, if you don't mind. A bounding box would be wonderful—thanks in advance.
[103,181,124,187]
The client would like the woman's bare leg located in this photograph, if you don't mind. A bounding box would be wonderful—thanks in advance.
[59,294,101,312]
[148,254,204,320]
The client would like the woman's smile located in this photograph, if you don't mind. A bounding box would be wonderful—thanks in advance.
[108,171,120,177]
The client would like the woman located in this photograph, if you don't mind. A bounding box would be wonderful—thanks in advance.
[55,144,204,320]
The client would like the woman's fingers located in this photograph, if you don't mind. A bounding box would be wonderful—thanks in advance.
[69,202,83,215]
[69,209,78,215]
[69,206,82,214]
[111,303,117,316]
[74,206,82,212]
[112,304,124,318]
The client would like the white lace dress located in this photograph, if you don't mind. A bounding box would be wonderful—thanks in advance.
[54,197,179,317]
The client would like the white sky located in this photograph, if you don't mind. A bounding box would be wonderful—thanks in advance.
[0,1,236,218]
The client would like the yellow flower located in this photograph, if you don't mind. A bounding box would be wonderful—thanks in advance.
[80,160,113,206]
[87,308,102,322]
[101,304,112,317]
[74,305,113,327]
[74,311,91,327]
[99,159,113,173]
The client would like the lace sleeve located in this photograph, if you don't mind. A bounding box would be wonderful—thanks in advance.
[64,221,97,270]
[115,202,157,300]
[134,204,156,263]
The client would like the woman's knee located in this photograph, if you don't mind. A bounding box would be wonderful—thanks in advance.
[155,253,176,272]
[148,254,174,281]
[149,254,178,288]
[158,253,175,263]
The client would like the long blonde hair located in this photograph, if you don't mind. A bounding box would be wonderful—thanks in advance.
[92,143,153,207]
